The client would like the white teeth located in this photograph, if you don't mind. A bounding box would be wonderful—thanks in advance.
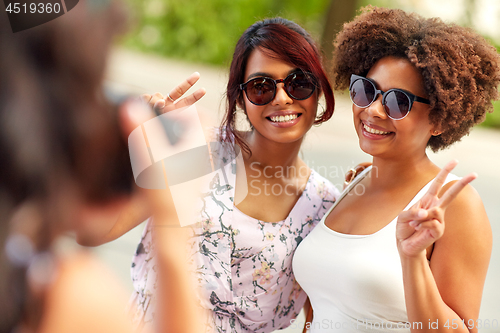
[363,123,390,135]
[270,114,298,123]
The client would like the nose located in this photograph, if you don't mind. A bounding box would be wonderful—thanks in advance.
[272,82,293,105]
[365,94,387,119]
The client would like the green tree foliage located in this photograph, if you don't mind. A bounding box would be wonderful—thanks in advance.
[123,0,330,65]
[482,101,500,129]
[121,0,500,129]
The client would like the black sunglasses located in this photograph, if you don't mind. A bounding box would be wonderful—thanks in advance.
[349,74,430,120]
[240,71,316,106]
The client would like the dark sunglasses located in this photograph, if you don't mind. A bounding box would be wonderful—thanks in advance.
[349,74,430,120]
[240,71,316,106]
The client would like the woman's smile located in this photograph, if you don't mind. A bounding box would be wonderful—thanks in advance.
[361,121,394,138]
[267,112,303,127]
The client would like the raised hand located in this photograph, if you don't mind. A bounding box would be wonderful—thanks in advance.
[343,162,372,189]
[141,72,206,113]
[396,160,477,258]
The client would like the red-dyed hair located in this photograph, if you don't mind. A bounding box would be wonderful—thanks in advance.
[221,17,334,154]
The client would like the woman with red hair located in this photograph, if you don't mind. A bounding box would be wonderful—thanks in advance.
[130,18,339,332]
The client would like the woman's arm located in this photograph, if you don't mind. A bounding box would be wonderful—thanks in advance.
[120,92,207,333]
[302,297,313,333]
[155,224,208,333]
[429,185,491,330]
[75,191,149,246]
[397,162,492,333]
[76,73,205,246]
[39,252,138,333]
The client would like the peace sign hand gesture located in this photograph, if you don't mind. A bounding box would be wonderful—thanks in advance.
[396,160,477,258]
[141,72,206,113]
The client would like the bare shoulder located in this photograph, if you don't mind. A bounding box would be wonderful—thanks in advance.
[39,252,135,333]
[439,181,490,235]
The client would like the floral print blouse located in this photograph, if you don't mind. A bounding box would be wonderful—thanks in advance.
[128,136,339,332]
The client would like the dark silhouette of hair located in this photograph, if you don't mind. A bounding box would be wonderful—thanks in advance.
[222,17,335,154]
[332,6,500,151]
[0,3,130,331]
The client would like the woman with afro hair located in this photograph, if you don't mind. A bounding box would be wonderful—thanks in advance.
[293,6,500,333]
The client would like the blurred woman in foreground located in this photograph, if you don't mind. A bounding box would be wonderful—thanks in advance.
[0,1,203,332]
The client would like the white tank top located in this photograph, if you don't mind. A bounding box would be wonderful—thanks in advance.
[292,167,460,332]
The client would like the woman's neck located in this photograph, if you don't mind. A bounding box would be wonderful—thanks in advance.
[369,152,440,190]
[243,130,306,172]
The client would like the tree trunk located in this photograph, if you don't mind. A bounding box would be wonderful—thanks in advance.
[321,0,358,76]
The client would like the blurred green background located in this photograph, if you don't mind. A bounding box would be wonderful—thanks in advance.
[121,0,500,128]
[122,0,331,65]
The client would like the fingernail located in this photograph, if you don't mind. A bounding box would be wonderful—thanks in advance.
[154,100,165,109]
[195,88,207,98]
[417,210,427,218]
